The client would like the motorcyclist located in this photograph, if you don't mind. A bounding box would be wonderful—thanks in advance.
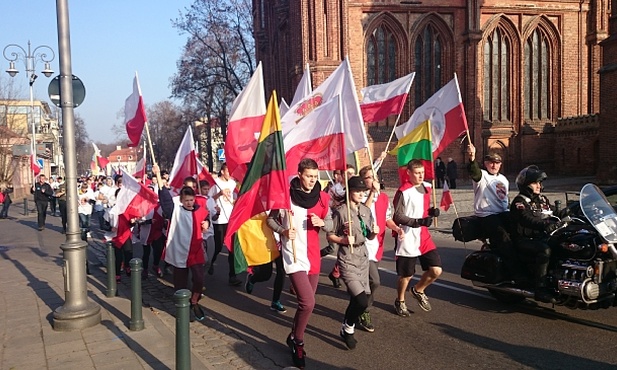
[509,165,565,303]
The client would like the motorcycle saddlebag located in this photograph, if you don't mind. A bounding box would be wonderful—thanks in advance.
[452,216,484,242]
[461,250,506,284]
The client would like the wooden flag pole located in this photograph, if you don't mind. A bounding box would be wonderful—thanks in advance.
[288,209,297,263]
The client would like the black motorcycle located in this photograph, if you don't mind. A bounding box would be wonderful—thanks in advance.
[456,184,617,309]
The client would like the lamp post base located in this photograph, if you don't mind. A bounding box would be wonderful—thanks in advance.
[53,302,101,331]
[52,238,101,331]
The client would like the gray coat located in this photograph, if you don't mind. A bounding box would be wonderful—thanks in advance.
[328,203,375,296]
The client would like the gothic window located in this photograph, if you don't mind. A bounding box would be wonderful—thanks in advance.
[524,28,550,120]
[483,27,511,122]
[414,24,443,108]
[366,25,397,86]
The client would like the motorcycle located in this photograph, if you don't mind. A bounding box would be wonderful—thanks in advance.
[457,183,617,309]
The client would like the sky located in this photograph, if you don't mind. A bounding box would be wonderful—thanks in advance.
[0,0,193,144]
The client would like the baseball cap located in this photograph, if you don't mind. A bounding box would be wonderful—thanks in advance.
[484,153,502,163]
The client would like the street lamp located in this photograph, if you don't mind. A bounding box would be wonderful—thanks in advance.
[3,41,56,180]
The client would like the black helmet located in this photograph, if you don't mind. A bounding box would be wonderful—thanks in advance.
[515,165,547,192]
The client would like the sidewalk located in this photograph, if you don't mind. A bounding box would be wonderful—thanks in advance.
[0,210,274,369]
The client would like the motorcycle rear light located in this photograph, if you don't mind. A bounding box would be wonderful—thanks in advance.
[598,243,609,253]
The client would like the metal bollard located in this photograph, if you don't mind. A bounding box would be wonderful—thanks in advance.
[554,200,562,213]
[129,258,144,331]
[174,289,191,370]
[23,198,28,216]
[106,242,116,298]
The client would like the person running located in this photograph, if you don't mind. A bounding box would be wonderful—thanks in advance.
[208,163,241,286]
[327,175,378,350]
[356,165,404,332]
[266,158,332,369]
[162,186,210,321]
[392,159,442,316]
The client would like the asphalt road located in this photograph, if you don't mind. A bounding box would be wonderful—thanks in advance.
[199,230,617,370]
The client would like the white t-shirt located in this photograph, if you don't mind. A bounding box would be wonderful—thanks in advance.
[78,188,95,215]
[208,178,237,224]
[472,170,509,217]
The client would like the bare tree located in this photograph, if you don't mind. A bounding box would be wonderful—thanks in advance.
[0,77,30,184]
[171,0,256,140]
[147,101,188,171]
[73,114,91,175]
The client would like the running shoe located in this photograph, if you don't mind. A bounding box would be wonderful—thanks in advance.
[411,287,432,312]
[358,311,375,333]
[270,300,287,313]
[394,300,410,317]
[287,334,305,369]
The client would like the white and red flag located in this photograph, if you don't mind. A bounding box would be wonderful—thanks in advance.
[394,74,468,158]
[30,154,41,176]
[224,62,266,182]
[92,142,109,173]
[133,157,146,179]
[109,172,158,221]
[289,63,313,108]
[360,72,415,123]
[168,126,216,194]
[282,58,369,155]
[124,72,148,147]
[440,181,454,211]
[284,97,346,176]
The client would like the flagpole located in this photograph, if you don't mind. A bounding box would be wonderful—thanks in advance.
[426,120,438,227]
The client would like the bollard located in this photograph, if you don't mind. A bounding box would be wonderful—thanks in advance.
[554,200,562,213]
[106,242,117,298]
[174,289,191,370]
[129,258,144,331]
[23,198,28,216]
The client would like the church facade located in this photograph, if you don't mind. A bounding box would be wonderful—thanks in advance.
[253,1,610,183]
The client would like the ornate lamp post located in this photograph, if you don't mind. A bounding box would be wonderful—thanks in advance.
[3,41,55,180]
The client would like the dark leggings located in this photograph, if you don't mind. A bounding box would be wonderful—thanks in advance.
[173,264,205,305]
[151,236,165,267]
[212,223,236,277]
[249,255,285,302]
[114,239,134,275]
[344,291,369,327]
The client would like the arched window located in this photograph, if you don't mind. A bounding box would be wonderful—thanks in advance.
[414,24,443,108]
[367,25,397,86]
[483,27,511,122]
[524,28,551,120]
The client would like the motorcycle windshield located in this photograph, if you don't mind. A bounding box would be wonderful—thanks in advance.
[580,183,617,243]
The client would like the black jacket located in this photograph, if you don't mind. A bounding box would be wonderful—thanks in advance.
[31,182,53,203]
[509,191,552,239]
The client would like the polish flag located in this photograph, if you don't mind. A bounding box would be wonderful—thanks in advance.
[290,63,313,107]
[92,142,109,173]
[360,72,415,123]
[196,157,217,190]
[284,97,346,176]
[279,98,290,118]
[124,72,148,147]
[133,157,146,179]
[168,126,198,194]
[30,154,41,176]
[282,58,368,155]
[109,172,158,221]
[395,75,468,158]
[224,62,266,182]
[440,181,454,211]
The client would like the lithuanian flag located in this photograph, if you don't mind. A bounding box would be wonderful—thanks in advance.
[388,120,434,184]
[224,91,290,273]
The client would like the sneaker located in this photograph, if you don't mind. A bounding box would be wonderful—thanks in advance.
[245,273,254,294]
[229,276,242,286]
[394,300,410,317]
[125,266,132,277]
[115,275,121,283]
[328,271,341,288]
[270,300,287,313]
[411,287,432,312]
[339,329,357,350]
[87,231,92,238]
[191,303,206,321]
[286,334,306,369]
[358,311,375,333]
[153,266,163,278]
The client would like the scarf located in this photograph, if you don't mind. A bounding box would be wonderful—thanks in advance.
[290,177,322,209]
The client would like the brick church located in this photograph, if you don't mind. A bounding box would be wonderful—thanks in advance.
[254,1,617,185]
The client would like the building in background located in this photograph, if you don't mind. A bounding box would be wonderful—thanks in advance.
[254,1,608,184]
[106,146,141,177]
